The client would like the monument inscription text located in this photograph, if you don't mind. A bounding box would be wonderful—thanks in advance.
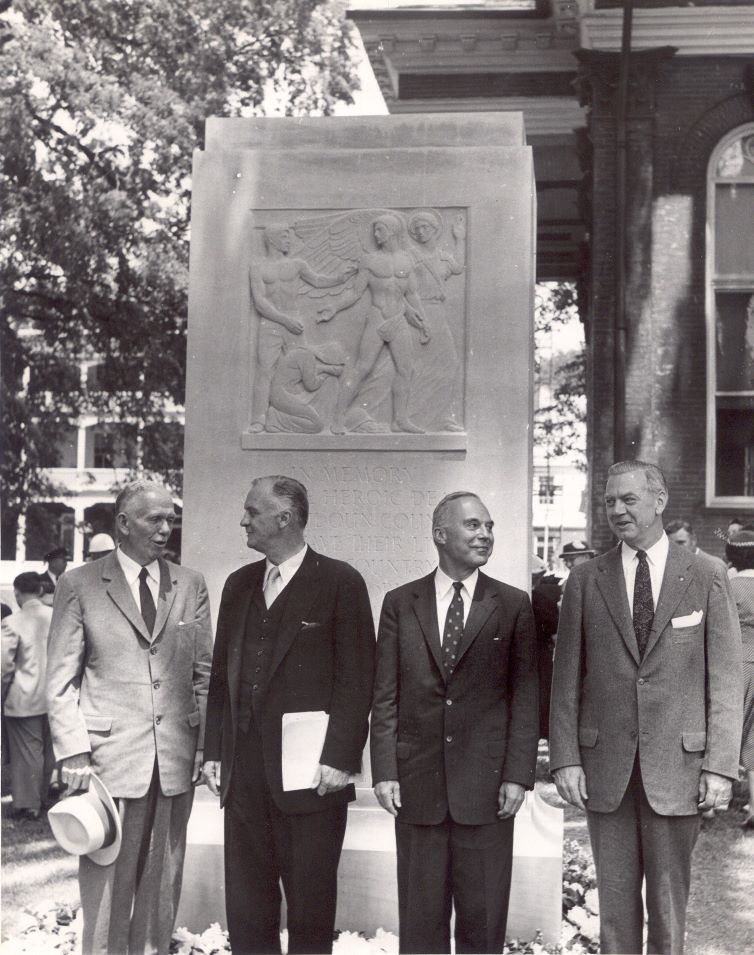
[290,461,443,609]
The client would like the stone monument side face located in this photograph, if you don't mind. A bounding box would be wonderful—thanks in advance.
[183,117,535,623]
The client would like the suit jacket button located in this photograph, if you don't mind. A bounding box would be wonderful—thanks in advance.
[155,716,161,725]
[446,735,453,743]
[638,678,645,685]
[446,699,453,706]
[150,647,157,655]
[153,682,160,690]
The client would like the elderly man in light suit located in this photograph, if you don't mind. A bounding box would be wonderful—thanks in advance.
[550,460,743,955]
[46,480,213,955]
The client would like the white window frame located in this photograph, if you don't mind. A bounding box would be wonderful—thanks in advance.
[705,122,754,508]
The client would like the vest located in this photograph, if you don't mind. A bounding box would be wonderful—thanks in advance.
[237,584,291,734]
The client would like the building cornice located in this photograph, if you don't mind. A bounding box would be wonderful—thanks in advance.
[580,7,754,56]
[382,94,586,133]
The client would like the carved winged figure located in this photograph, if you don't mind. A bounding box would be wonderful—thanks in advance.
[297,210,431,434]
[405,209,466,432]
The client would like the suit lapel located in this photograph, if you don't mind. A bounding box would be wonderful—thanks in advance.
[102,552,151,644]
[267,549,322,682]
[152,559,177,641]
[595,546,640,665]
[645,544,694,658]
[455,573,498,669]
[227,561,265,715]
[412,574,444,681]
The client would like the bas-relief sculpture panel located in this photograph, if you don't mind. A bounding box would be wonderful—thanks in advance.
[246,207,467,438]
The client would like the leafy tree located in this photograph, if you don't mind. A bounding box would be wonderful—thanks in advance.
[0,0,360,532]
[534,282,587,465]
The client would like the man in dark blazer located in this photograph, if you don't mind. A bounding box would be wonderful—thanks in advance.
[550,460,743,955]
[370,491,539,954]
[40,546,69,606]
[202,475,375,955]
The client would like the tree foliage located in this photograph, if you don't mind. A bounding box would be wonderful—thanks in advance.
[534,283,587,465]
[0,0,359,517]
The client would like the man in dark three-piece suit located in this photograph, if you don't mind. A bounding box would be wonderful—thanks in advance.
[550,460,743,955]
[46,481,213,954]
[370,491,539,954]
[202,476,375,955]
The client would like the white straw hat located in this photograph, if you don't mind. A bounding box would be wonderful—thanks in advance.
[47,773,122,866]
[88,533,115,555]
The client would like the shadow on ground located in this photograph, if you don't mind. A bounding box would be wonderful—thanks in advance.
[1,795,79,942]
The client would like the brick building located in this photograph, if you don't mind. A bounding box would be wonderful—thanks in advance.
[349,0,754,553]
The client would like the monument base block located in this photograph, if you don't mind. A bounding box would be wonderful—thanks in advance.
[176,789,563,946]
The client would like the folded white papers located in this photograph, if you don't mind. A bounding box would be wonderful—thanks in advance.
[281,711,329,791]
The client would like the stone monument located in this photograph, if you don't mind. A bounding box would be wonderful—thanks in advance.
[184,113,535,614]
[180,113,548,940]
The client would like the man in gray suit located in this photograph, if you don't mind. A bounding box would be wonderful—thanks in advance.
[550,461,743,955]
[46,480,213,954]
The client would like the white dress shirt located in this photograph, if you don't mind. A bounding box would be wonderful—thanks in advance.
[116,547,160,612]
[620,533,669,610]
[434,566,478,642]
[264,544,308,596]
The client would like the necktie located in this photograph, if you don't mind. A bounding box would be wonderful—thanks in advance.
[633,550,654,657]
[264,565,282,608]
[442,581,464,675]
[139,566,156,636]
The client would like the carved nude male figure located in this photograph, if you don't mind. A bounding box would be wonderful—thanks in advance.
[317,213,430,435]
[249,225,353,432]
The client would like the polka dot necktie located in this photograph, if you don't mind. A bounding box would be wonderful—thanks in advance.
[442,581,464,675]
[633,550,654,657]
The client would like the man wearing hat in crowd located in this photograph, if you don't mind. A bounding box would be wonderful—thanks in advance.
[40,546,69,606]
[87,533,115,561]
[46,479,213,955]
[531,555,561,740]
[559,539,596,574]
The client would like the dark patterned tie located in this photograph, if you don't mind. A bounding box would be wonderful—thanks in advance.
[139,566,156,636]
[442,581,464,675]
[633,550,654,657]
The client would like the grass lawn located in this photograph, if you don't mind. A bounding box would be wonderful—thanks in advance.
[1,795,79,942]
[537,762,754,955]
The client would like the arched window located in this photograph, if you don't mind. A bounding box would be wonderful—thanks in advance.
[706,123,754,505]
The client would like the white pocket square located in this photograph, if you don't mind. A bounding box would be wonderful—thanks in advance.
[671,610,703,629]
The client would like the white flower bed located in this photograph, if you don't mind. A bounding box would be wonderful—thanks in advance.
[1,841,599,954]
